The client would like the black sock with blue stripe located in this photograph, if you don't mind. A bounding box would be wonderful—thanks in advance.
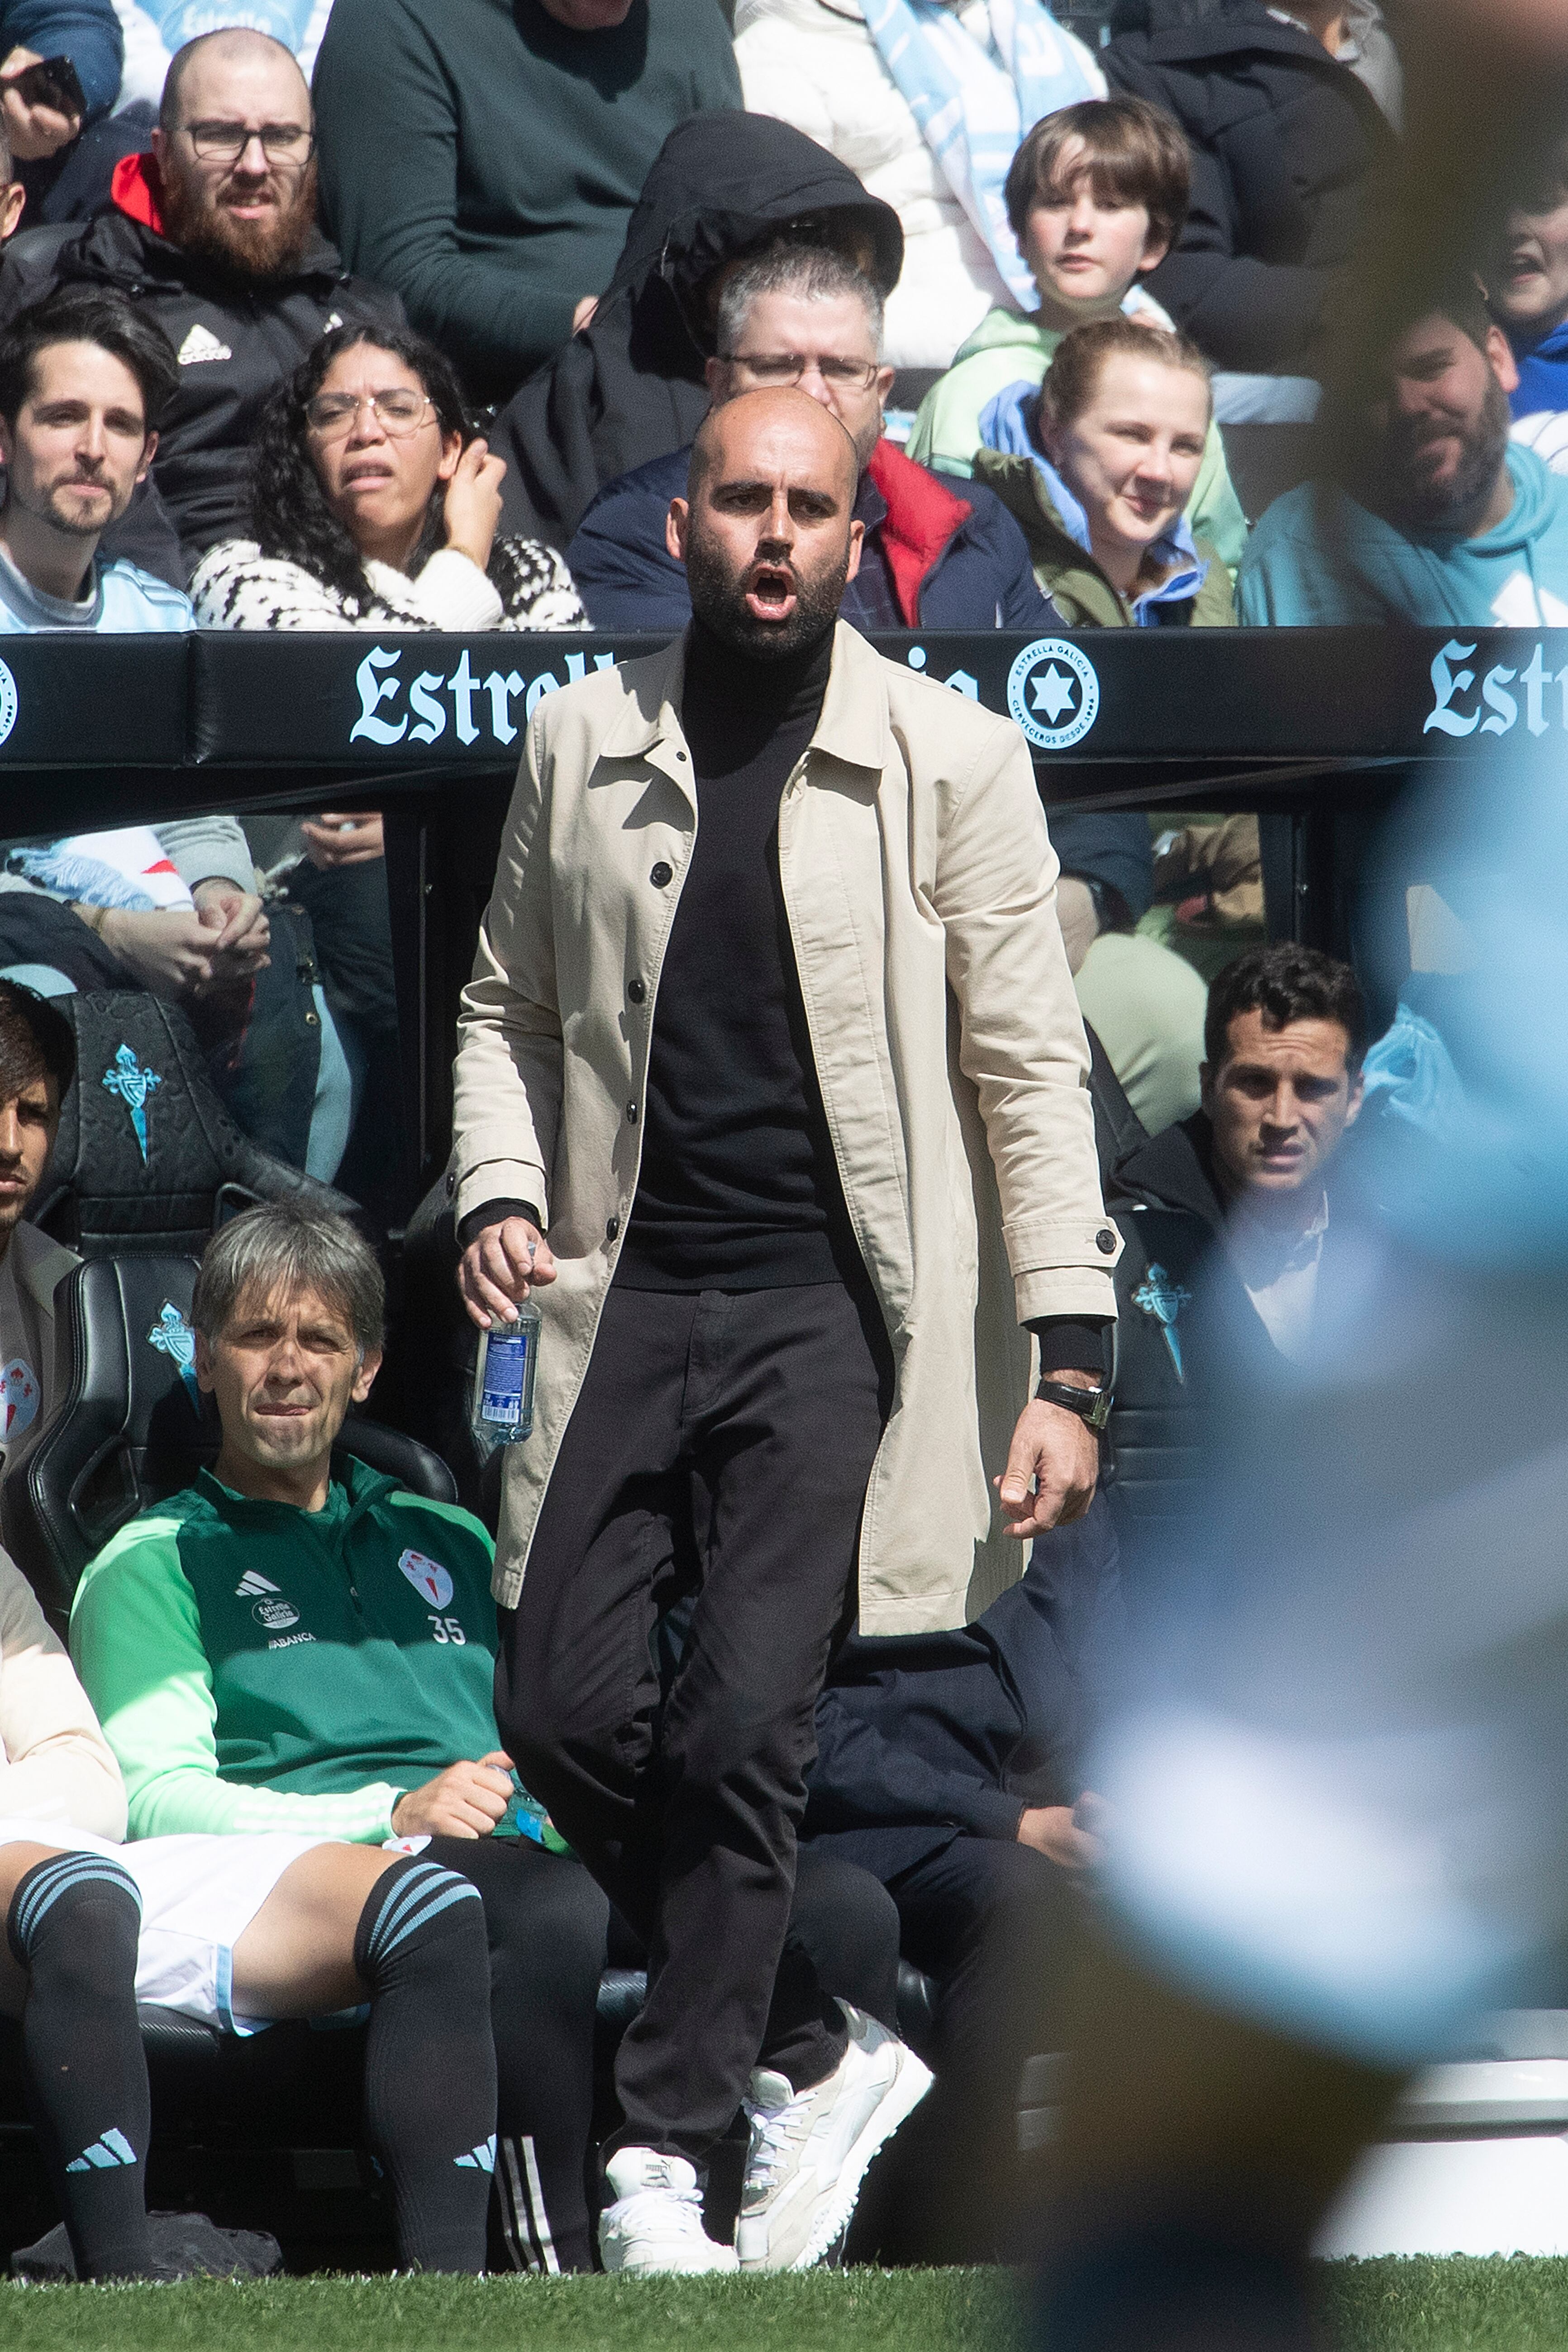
[354,1856,497,2274]
[7,1850,153,2280]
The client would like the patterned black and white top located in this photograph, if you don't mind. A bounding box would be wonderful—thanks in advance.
[191,534,588,632]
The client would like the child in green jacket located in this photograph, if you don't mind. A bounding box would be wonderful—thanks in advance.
[974,317,1235,626]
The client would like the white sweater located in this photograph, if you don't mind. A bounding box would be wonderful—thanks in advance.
[734,0,1105,371]
[191,539,588,634]
[0,1554,125,1840]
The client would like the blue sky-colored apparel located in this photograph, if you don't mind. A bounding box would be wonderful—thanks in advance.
[1509,316,1568,420]
[978,378,1211,623]
[1238,441,1568,626]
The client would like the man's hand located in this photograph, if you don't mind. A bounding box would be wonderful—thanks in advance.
[1017,1799,1104,1869]
[391,1751,515,1840]
[995,1376,1100,1538]
[94,905,265,998]
[458,1214,558,1329]
[0,48,81,158]
[191,880,271,975]
[301,812,385,870]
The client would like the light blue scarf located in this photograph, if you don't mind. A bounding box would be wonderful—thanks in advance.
[860,0,1104,308]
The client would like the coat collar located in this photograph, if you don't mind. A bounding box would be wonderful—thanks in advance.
[599,620,889,788]
[6,1219,77,1323]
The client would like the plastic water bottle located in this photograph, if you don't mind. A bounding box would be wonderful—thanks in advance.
[511,1781,552,1845]
[470,1301,540,1447]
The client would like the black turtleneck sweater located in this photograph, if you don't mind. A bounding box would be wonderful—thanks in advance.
[615,621,860,1291]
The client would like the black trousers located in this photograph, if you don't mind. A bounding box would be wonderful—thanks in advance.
[495,1281,890,2165]
[424,1834,609,2273]
[870,1835,1079,2263]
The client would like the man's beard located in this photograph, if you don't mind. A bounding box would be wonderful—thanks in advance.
[684,532,849,661]
[159,155,319,282]
[10,470,126,540]
[1383,371,1513,531]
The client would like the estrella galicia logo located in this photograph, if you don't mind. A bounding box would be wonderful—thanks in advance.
[1006,638,1100,752]
[253,1595,300,1632]
[0,659,18,749]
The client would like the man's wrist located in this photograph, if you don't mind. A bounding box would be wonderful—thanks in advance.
[457,1198,543,1250]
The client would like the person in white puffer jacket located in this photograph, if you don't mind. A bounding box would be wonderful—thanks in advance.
[734,0,1105,371]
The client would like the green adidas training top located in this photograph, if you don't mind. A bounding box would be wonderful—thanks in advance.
[70,1455,511,1845]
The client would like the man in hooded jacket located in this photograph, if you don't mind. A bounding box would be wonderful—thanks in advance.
[491,111,906,550]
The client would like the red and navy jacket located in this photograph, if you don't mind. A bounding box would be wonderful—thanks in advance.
[565,432,1059,634]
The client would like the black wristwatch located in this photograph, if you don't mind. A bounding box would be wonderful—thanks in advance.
[1036,1377,1112,1432]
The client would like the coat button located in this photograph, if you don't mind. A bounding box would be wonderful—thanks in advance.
[626,1101,638,1123]
[1096,1227,1117,1254]
[627,978,646,1004]
[675,750,688,762]
[606,1215,620,1242]
[649,861,672,887]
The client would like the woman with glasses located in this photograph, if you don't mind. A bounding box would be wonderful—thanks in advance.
[191,322,586,632]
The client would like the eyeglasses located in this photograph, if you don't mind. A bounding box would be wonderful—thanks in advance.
[304,390,435,438]
[182,120,315,164]
[721,352,882,391]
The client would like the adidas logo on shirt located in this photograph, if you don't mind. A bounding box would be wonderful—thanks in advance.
[67,2127,138,2172]
[235,1571,281,1599]
[455,2136,496,2174]
[177,322,233,365]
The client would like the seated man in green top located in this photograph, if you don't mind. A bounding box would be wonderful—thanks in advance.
[70,1201,610,2276]
[906,96,1246,573]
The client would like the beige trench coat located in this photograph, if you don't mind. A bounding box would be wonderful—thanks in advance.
[453,622,1121,1635]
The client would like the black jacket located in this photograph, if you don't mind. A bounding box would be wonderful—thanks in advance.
[1103,0,1398,373]
[803,1493,1121,1882]
[0,163,407,566]
[493,111,905,550]
[1104,1110,1349,1557]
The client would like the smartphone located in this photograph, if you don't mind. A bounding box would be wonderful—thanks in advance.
[9,56,85,120]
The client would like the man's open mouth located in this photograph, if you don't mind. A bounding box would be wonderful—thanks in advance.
[745,565,796,621]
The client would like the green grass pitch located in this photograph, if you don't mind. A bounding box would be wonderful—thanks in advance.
[3,2261,1568,2352]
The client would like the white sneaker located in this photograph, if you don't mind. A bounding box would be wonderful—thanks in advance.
[597,2147,739,2276]
[737,2003,934,2271]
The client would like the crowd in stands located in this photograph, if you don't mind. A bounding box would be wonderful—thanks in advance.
[0,0,1540,2291]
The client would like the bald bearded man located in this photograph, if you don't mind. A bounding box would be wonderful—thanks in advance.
[452,390,1120,2276]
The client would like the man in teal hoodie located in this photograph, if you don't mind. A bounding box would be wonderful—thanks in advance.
[1239,279,1568,626]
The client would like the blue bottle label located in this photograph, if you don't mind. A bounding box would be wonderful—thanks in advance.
[480,1333,530,1426]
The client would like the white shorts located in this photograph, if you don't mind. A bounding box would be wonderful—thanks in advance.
[0,1820,331,2036]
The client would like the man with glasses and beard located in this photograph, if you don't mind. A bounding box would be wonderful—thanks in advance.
[0,27,405,568]
[1238,271,1568,624]
[452,386,1119,2276]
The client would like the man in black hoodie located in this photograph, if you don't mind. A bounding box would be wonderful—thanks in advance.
[0,28,404,567]
[1103,0,1400,375]
[491,111,906,550]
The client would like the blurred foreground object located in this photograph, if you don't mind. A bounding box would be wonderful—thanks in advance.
[1039,741,1568,2348]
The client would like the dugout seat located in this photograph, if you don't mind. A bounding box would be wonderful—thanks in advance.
[2,1254,455,1624]
[29,993,357,1263]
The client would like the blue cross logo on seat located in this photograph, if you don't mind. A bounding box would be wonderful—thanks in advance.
[1132,1262,1192,1382]
[102,1045,162,1162]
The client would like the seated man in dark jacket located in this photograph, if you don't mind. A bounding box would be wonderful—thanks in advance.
[1103,940,1366,1574]
[567,239,1053,636]
[0,27,405,567]
[803,1496,1120,2264]
[1104,0,1399,376]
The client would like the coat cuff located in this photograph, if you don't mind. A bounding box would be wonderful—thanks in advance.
[455,1157,548,1230]
[1014,1267,1118,1325]
[959,1787,1029,1842]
